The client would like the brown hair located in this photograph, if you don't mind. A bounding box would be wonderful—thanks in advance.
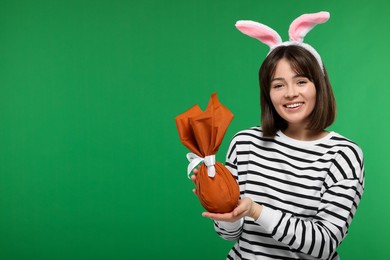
[259,45,336,137]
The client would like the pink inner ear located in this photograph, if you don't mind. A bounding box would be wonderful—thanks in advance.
[235,20,282,47]
[289,12,330,42]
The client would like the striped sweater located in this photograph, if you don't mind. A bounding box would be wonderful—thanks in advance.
[214,127,364,260]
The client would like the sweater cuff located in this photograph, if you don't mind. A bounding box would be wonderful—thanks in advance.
[215,218,243,231]
[255,205,283,234]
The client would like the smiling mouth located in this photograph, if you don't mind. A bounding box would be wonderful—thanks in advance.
[284,102,304,109]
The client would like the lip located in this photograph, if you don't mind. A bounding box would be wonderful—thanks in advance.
[283,102,304,110]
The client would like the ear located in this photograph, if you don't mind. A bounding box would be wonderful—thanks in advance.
[289,11,330,42]
[235,20,282,48]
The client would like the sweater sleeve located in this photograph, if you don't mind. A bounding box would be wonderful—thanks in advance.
[214,219,244,241]
[256,145,365,259]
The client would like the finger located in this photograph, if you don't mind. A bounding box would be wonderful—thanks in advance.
[190,174,197,185]
[232,207,245,218]
[202,212,220,220]
[202,212,234,221]
[192,188,199,198]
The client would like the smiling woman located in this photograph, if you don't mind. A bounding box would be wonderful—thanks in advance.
[192,12,365,260]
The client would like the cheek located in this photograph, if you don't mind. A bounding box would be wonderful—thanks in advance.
[269,91,280,107]
[306,89,317,111]
[303,85,316,102]
[309,89,317,104]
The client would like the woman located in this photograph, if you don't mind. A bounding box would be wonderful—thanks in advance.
[192,12,364,260]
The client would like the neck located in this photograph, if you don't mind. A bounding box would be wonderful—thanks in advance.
[283,125,328,141]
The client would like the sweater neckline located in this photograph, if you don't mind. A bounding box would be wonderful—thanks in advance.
[276,130,335,146]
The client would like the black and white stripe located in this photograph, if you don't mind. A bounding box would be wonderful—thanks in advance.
[215,127,364,260]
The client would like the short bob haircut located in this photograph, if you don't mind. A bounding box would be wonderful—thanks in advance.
[259,45,336,137]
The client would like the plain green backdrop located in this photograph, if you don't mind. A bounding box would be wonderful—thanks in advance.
[0,0,389,259]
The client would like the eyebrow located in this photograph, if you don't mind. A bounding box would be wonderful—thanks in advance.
[271,74,307,82]
[271,77,285,82]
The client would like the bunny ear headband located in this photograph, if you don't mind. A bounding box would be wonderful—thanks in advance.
[235,11,330,73]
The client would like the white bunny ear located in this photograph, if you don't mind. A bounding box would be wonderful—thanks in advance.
[289,11,330,42]
[235,20,282,48]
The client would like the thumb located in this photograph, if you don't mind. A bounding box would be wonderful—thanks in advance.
[232,204,245,217]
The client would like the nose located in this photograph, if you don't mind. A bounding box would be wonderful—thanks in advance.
[284,85,298,98]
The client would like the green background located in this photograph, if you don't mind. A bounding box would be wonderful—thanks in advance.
[0,0,388,259]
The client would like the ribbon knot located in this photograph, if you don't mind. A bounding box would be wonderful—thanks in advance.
[186,152,216,178]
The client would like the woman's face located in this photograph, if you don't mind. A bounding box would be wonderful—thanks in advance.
[269,58,316,130]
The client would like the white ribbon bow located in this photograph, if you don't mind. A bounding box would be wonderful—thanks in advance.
[186,152,216,179]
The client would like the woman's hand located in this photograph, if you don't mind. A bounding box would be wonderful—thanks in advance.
[202,198,262,222]
[191,169,262,222]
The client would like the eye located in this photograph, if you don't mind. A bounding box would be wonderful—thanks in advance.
[272,83,284,89]
[297,79,308,86]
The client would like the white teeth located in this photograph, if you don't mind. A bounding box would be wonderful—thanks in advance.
[286,103,303,108]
